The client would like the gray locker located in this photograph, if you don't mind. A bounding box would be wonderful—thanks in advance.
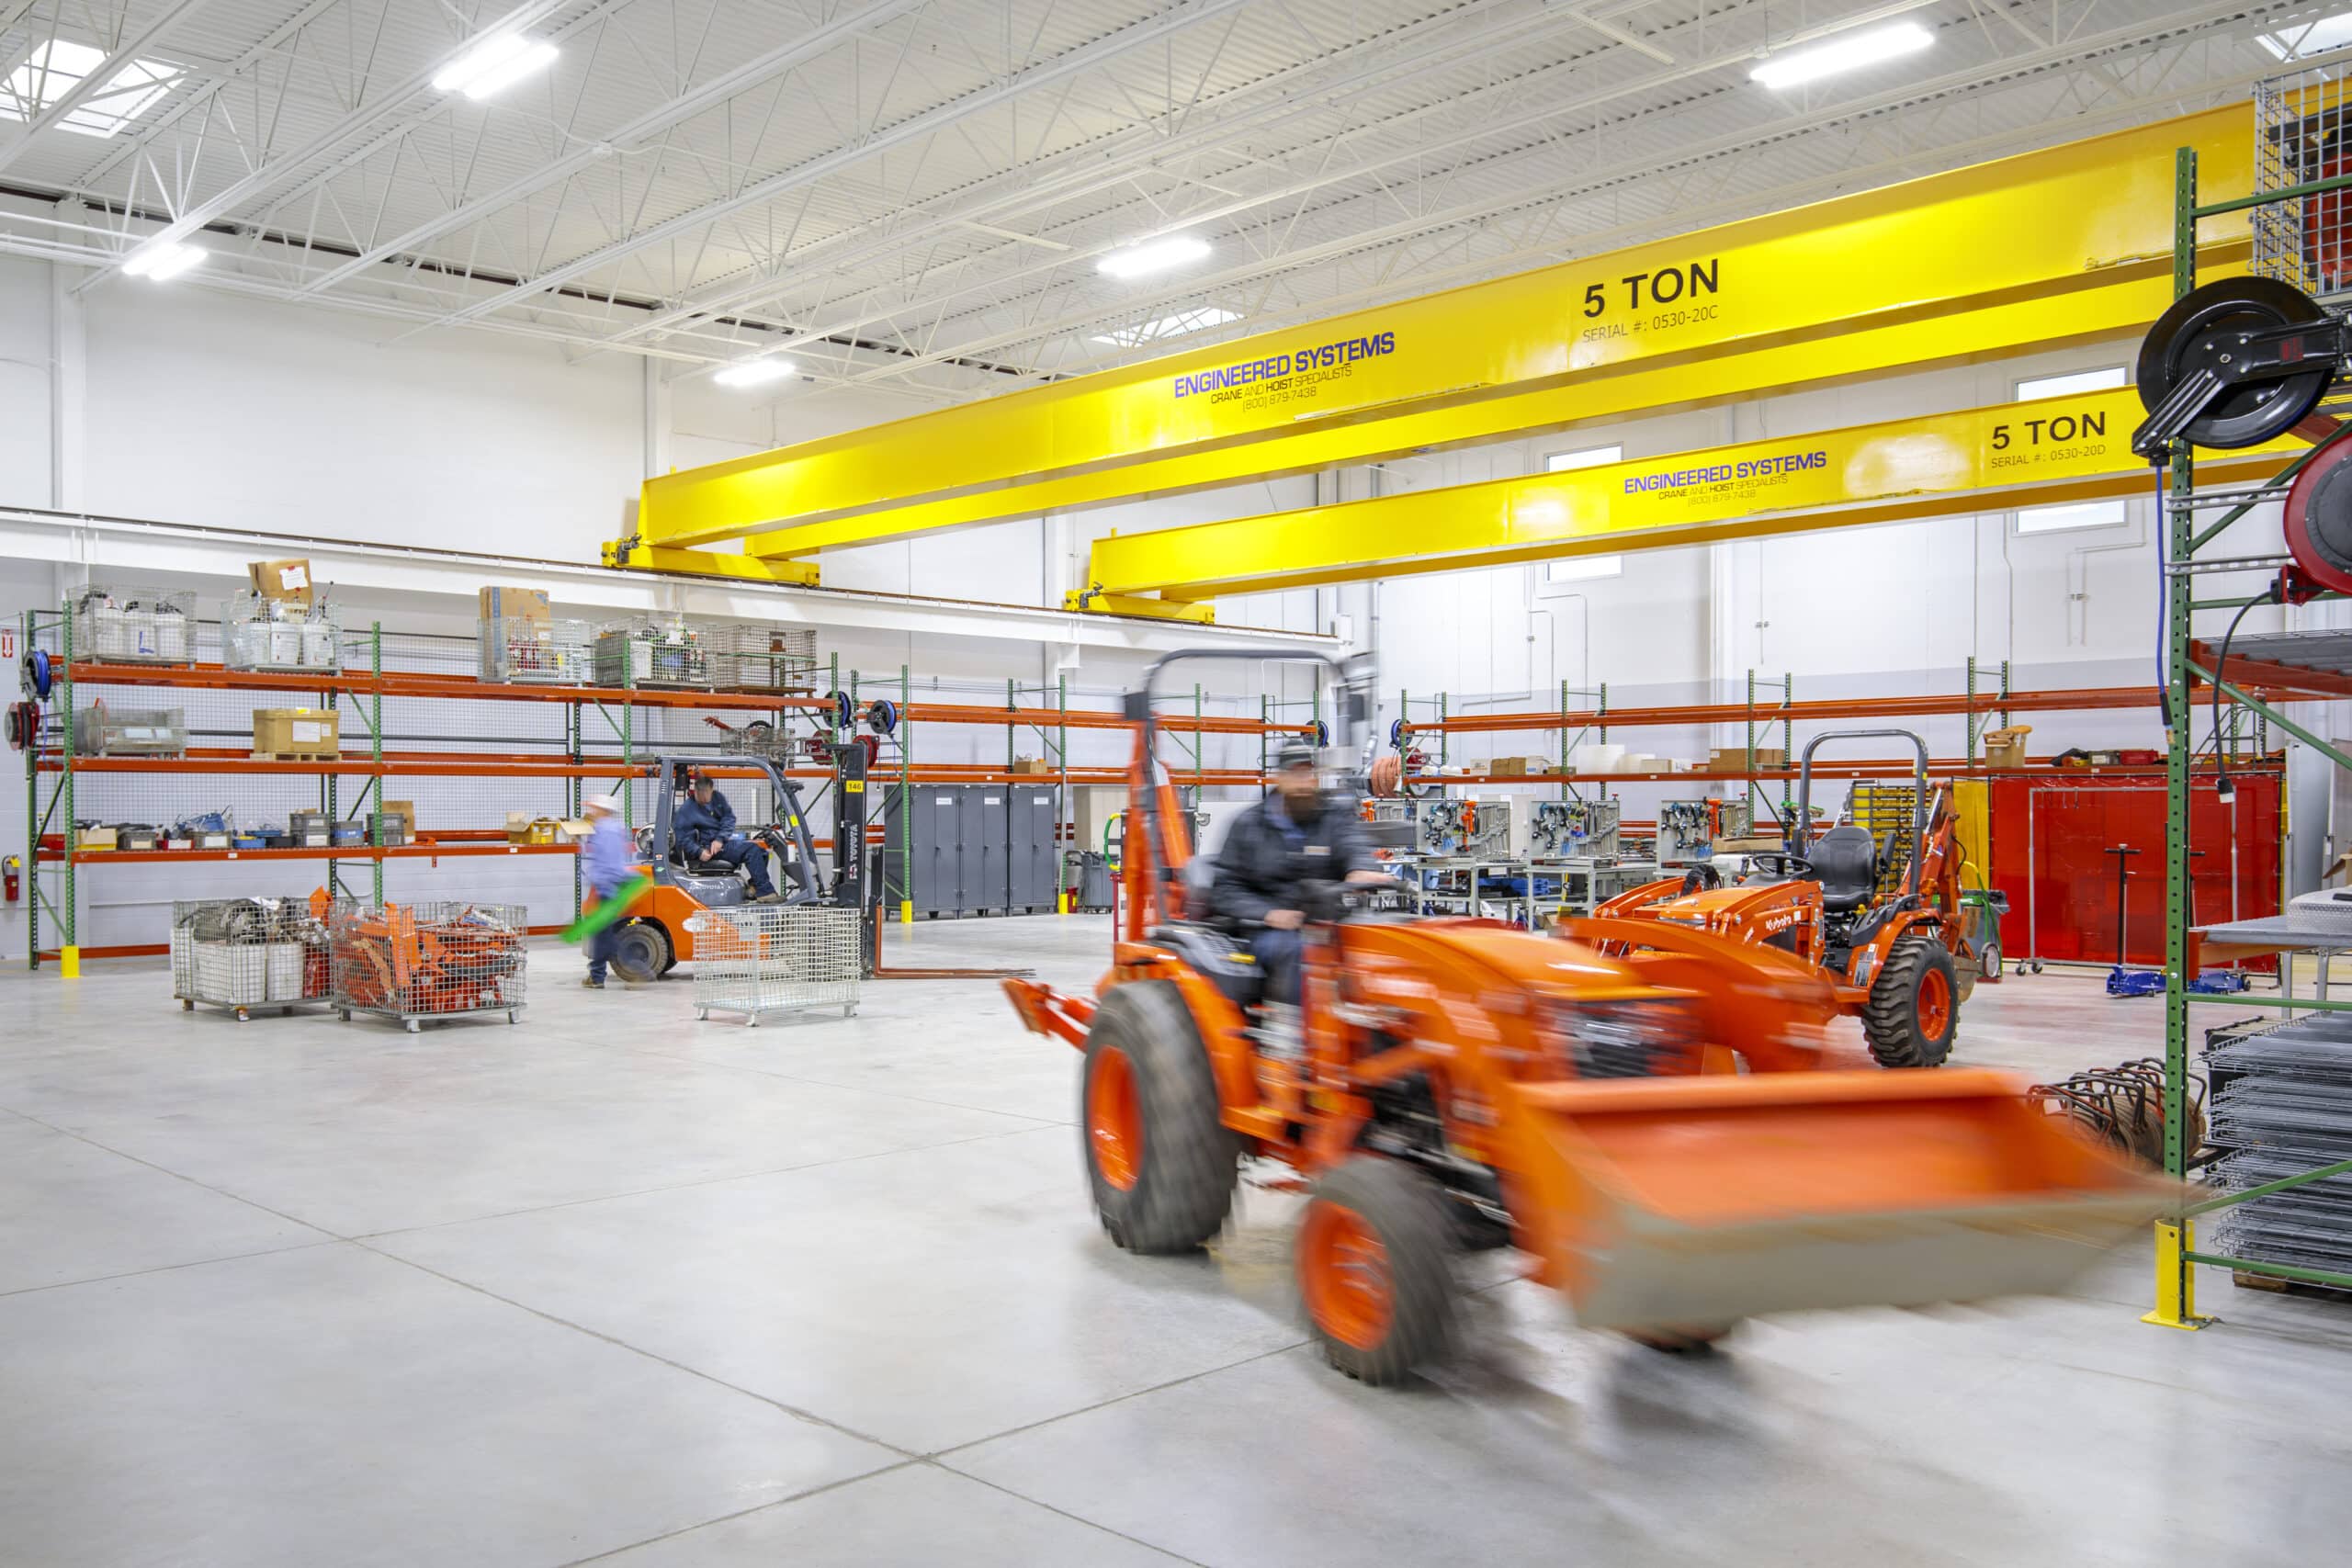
[960,787,1001,917]
[881,785,966,916]
[1007,787,1059,912]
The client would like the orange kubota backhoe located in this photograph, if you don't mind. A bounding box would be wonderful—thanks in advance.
[1598,730,1978,1069]
[1003,653,2169,1384]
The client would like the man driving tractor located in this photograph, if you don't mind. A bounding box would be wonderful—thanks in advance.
[675,769,783,904]
[1208,741,1388,1019]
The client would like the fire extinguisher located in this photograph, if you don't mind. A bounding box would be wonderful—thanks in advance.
[3,854,19,904]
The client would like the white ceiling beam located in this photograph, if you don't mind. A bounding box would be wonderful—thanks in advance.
[415,0,1263,333]
[74,0,581,289]
[292,0,934,297]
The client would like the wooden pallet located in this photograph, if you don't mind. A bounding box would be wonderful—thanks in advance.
[2233,1269,2352,1303]
[250,750,342,763]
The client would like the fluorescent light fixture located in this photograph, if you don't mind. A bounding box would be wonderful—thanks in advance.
[1091,306,1241,346]
[0,39,183,138]
[432,32,559,99]
[713,355,796,388]
[1750,21,1932,88]
[1097,234,1212,279]
[2257,11,2352,60]
[121,241,204,281]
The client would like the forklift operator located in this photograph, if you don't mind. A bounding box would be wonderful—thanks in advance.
[1207,741,1385,1006]
[676,771,783,904]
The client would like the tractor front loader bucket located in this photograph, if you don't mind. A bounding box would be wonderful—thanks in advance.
[1510,1069,2177,1332]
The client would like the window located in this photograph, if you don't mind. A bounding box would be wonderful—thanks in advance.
[0,39,182,138]
[1091,307,1241,347]
[2256,11,2352,60]
[2012,367,2128,536]
[1546,444,1623,472]
[1539,446,1625,581]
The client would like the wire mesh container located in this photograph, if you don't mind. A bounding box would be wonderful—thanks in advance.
[683,904,861,1023]
[171,897,333,1021]
[222,592,343,672]
[706,624,819,692]
[479,616,593,684]
[330,898,527,1032]
[593,618,713,688]
[72,702,186,757]
[2256,63,2352,302]
[74,585,196,665]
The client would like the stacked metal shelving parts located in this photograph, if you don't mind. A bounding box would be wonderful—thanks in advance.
[2206,1019,2352,1285]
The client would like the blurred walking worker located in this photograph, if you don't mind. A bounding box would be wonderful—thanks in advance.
[581,793,632,989]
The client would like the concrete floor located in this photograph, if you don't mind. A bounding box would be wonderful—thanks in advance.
[5,917,2351,1567]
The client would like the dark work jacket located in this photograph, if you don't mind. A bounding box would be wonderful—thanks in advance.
[1207,793,1377,927]
[674,790,739,859]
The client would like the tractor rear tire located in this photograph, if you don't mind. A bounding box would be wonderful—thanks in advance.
[1298,1156,1458,1385]
[609,920,671,986]
[1863,934,1959,1069]
[1081,980,1238,1255]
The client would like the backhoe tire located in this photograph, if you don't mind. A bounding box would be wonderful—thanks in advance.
[1081,980,1238,1255]
[1298,1156,1458,1386]
[1863,934,1959,1069]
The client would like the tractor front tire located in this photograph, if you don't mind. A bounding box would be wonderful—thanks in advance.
[1298,1156,1459,1385]
[1863,934,1959,1069]
[1081,980,1238,1254]
[609,920,672,986]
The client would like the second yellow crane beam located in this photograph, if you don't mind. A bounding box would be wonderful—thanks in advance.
[1076,387,2301,604]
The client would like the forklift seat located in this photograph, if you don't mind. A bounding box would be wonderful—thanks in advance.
[1808,825,1879,912]
[670,869,749,907]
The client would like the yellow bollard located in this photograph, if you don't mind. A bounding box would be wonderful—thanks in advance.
[60,945,81,979]
[899,899,914,926]
[1057,891,1069,916]
[2142,1220,2210,1330]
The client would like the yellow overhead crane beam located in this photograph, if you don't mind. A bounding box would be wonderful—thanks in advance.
[1076,387,2302,604]
[607,104,2253,577]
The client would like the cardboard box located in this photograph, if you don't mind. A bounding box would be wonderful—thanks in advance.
[380,799,415,840]
[246,558,314,607]
[1489,755,1552,777]
[253,707,341,757]
[1010,757,1055,776]
[1707,746,1787,773]
[1984,725,2033,769]
[78,825,118,851]
[478,586,551,620]
[505,809,535,843]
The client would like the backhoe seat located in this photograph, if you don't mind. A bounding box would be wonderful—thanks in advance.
[1151,923,1269,1012]
[1808,825,1879,912]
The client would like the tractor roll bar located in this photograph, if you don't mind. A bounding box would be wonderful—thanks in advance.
[1794,728,1930,899]
[1122,649,1373,925]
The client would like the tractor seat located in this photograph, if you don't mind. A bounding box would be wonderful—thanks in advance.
[1150,923,1269,1012]
[1807,825,1879,912]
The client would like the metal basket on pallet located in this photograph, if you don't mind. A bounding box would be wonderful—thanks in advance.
[706,624,819,692]
[479,615,593,684]
[222,592,342,672]
[73,702,186,757]
[74,585,196,666]
[593,618,713,689]
[683,904,861,1024]
[171,897,332,1021]
[330,898,526,1032]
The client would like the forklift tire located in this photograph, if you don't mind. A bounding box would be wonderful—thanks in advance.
[1081,980,1238,1254]
[1298,1156,1458,1385]
[609,920,672,986]
[1862,935,1959,1069]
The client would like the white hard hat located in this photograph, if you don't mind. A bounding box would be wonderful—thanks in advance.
[583,793,620,814]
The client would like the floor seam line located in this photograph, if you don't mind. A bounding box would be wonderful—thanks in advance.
[348,1237,922,1460]
[0,1237,345,1300]
[929,1463,1213,1567]
[0,1109,348,1239]
[928,1337,1309,1461]
[547,1460,927,1568]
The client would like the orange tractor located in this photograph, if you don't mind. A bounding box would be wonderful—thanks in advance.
[1598,730,1977,1069]
[1003,655,2167,1383]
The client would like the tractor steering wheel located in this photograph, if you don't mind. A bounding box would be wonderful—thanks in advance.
[1745,850,1814,880]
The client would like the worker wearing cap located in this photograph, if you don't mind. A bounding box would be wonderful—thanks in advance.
[675,771,782,903]
[580,793,633,989]
[1208,741,1385,1012]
